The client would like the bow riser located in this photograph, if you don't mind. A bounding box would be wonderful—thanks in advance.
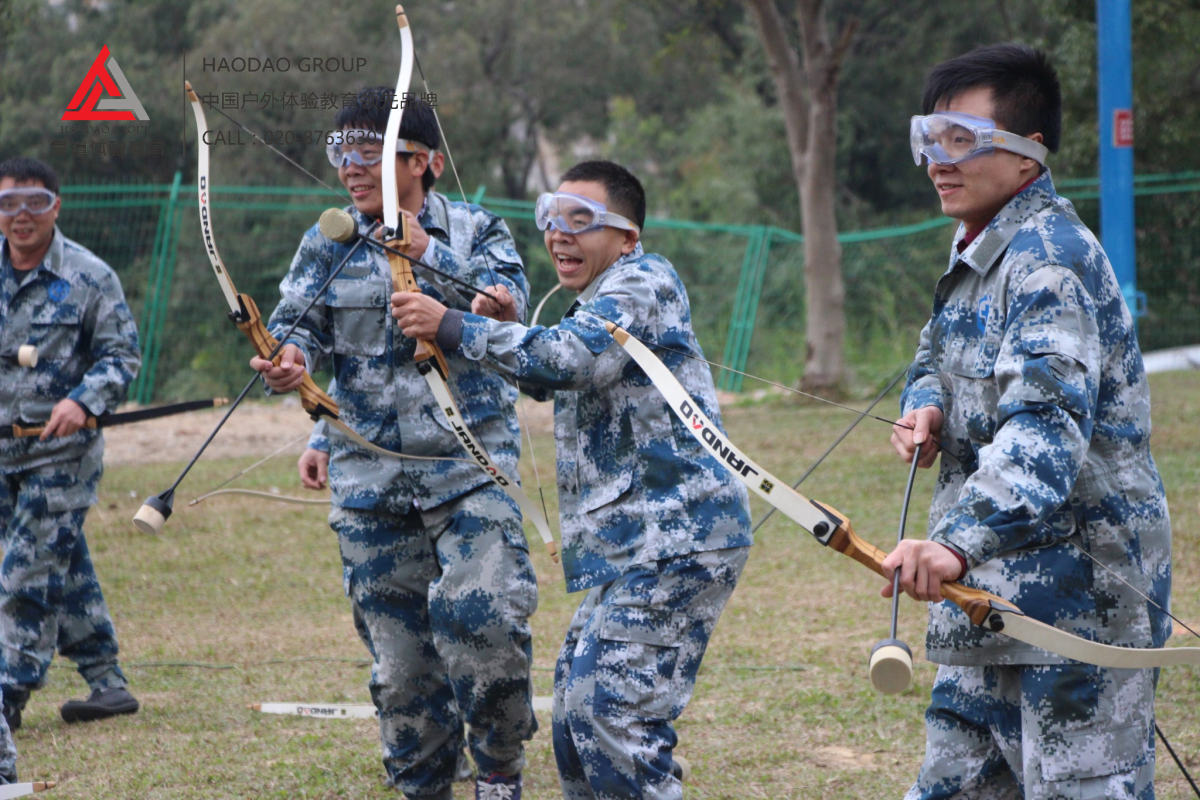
[385,229,452,377]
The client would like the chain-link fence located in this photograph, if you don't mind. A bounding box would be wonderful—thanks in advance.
[53,173,1199,403]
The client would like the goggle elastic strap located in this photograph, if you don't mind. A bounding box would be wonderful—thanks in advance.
[981,131,1048,165]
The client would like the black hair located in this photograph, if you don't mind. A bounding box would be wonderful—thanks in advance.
[921,43,1061,153]
[559,160,646,230]
[0,156,60,194]
[334,86,440,190]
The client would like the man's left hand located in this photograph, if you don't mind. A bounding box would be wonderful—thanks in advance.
[397,209,430,258]
[880,539,965,602]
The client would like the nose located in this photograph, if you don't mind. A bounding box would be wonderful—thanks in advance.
[927,160,956,179]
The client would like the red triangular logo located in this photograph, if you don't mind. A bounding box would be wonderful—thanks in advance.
[62,45,149,121]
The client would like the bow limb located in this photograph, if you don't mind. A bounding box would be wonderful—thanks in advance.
[185,82,340,422]
[186,81,426,464]
[381,6,558,563]
[606,321,1200,671]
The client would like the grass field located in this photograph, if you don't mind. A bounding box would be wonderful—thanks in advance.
[11,371,1200,799]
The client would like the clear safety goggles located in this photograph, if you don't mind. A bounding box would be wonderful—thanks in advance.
[0,187,57,217]
[325,128,430,169]
[910,112,1048,166]
[534,191,638,235]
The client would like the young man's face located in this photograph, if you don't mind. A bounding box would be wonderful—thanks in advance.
[0,177,60,268]
[544,180,638,292]
[337,137,428,220]
[927,86,1042,233]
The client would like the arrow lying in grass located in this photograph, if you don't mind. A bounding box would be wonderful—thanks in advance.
[250,703,378,720]
[0,781,56,799]
[251,696,554,720]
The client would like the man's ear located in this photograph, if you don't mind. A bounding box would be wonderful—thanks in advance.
[620,228,639,255]
[407,151,430,177]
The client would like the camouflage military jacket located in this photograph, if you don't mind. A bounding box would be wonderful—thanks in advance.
[0,228,140,476]
[456,247,753,592]
[270,192,529,513]
[902,172,1171,664]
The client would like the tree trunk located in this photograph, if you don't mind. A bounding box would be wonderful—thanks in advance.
[796,1,849,394]
[744,0,855,394]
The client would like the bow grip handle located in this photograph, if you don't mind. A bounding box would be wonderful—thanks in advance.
[234,292,340,421]
[383,219,451,379]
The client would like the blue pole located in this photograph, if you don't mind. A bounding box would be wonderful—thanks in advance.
[1096,0,1139,317]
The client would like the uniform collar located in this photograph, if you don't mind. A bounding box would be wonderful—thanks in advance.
[951,170,1057,276]
[573,242,645,307]
[1,227,65,280]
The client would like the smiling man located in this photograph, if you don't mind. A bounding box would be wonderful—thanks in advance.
[251,89,537,800]
[392,160,752,799]
[0,157,143,764]
[884,44,1170,799]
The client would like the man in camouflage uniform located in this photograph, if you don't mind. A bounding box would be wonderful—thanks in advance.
[0,158,142,761]
[885,45,1170,799]
[393,160,753,800]
[252,90,537,800]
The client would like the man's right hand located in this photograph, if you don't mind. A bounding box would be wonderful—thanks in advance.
[250,343,308,393]
[471,284,520,322]
[890,405,944,469]
[298,447,329,490]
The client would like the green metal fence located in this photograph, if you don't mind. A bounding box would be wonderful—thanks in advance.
[55,173,1200,403]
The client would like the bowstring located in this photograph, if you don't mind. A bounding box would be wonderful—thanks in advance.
[597,318,962,463]
[411,48,553,533]
[187,431,312,505]
[752,367,907,534]
[200,98,347,200]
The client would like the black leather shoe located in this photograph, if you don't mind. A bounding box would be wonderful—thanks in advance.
[2,688,29,732]
[60,687,139,723]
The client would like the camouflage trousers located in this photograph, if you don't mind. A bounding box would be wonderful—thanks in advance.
[0,693,12,781]
[0,457,126,697]
[907,662,1157,800]
[331,483,538,800]
[553,546,749,800]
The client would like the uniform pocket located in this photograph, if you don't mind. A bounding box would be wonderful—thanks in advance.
[579,467,632,514]
[942,335,998,380]
[1039,722,1147,799]
[595,604,683,719]
[29,306,84,362]
[327,279,389,358]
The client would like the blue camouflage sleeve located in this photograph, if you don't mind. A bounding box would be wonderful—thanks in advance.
[423,209,529,319]
[456,262,659,392]
[931,264,1100,564]
[70,267,141,415]
[269,224,337,372]
[901,318,946,415]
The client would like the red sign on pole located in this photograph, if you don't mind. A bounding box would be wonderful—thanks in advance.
[1113,109,1134,148]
